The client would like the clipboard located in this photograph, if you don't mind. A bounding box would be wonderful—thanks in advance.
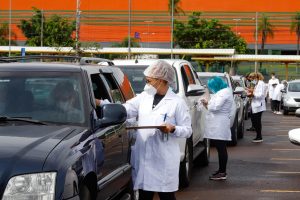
[126,125,166,130]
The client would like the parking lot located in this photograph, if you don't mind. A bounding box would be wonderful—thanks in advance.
[168,106,300,200]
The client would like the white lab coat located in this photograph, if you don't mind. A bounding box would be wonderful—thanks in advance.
[268,78,279,99]
[204,87,233,141]
[124,88,192,192]
[272,83,285,101]
[251,80,266,113]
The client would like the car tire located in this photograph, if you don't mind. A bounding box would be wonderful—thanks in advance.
[229,115,238,146]
[237,113,244,139]
[79,185,91,200]
[283,108,288,115]
[179,137,193,188]
[195,138,210,167]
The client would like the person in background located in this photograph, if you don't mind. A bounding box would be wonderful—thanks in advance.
[245,73,255,132]
[246,72,266,143]
[268,72,279,112]
[97,60,192,200]
[272,80,288,115]
[201,76,233,181]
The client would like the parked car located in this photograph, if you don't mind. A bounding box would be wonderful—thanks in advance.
[113,59,210,188]
[288,108,300,145]
[282,80,300,115]
[197,72,245,145]
[0,57,135,200]
[232,75,251,120]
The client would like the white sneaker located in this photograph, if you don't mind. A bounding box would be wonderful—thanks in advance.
[277,112,283,115]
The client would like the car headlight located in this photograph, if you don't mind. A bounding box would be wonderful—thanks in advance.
[286,96,295,104]
[2,172,56,200]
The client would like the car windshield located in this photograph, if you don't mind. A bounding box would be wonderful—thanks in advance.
[0,72,86,125]
[233,79,244,87]
[198,75,228,94]
[118,65,178,94]
[288,82,300,92]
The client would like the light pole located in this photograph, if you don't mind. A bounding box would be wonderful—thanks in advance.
[170,0,174,59]
[8,0,12,57]
[144,20,153,48]
[128,0,131,59]
[75,0,81,56]
[233,18,241,35]
[255,12,258,73]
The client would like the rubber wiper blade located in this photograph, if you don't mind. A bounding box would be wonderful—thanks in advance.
[0,116,47,125]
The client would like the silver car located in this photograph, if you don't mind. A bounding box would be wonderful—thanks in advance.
[282,80,300,115]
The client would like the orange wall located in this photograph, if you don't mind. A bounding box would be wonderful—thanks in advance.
[1,0,300,11]
[1,0,300,45]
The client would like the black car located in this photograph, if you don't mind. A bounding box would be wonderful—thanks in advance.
[0,57,135,200]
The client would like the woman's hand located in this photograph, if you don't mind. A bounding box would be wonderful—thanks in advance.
[159,123,175,133]
[201,99,208,109]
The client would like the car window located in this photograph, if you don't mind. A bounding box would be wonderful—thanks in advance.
[102,73,125,104]
[288,82,300,92]
[119,66,146,94]
[0,72,86,125]
[111,68,135,100]
[181,65,196,92]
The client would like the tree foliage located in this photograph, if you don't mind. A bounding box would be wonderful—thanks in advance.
[18,7,76,47]
[257,13,274,54]
[168,0,185,16]
[174,12,247,54]
[0,23,17,45]
[291,12,300,55]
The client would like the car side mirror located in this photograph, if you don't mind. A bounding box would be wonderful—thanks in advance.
[187,84,205,96]
[96,104,127,128]
[289,128,300,146]
[296,108,300,118]
[233,86,245,95]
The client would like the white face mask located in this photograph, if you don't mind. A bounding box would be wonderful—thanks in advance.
[252,80,257,85]
[58,101,72,111]
[143,84,157,95]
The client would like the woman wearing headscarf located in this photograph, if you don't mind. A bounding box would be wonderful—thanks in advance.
[97,60,192,200]
[246,72,266,143]
[201,76,233,180]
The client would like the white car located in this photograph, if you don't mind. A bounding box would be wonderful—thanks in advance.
[282,80,300,115]
[288,109,300,145]
[197,72,245,145]
[113,59,210,188]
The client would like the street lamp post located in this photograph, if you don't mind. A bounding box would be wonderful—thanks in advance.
[170,0,174,59]
[255,12,258,73]
[128,0,131,59]
[233,18,241,35]
[8,0,12,57]
[144,20,152,48]
[75,0,81,56]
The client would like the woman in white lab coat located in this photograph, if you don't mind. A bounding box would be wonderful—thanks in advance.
[246,72,266,143]
[201,76,233,181]
[123,60,192,200]
[272,80,287,114]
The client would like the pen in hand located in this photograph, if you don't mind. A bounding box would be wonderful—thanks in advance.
[162,113,168,141]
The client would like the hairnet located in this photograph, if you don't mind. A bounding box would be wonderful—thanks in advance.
[143,60,176,85]
[207,76,228,94]
[281,80,287,84]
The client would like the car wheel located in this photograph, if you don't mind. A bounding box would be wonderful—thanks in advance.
[179,137,193,188]
[283,108,288,115]
[237,114,244,139]
[195,138,210,166]
[229,115,238,146]
[79,185,91,200]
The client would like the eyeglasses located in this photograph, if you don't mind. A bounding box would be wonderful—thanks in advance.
[145,78,157,84]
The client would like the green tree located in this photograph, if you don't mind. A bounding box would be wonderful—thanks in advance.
[168,0,185,16]
[257,13,274,54]
[174,12,247,53]
[18,7,76,47]
[291,12,300,55]
[0,23,17,45]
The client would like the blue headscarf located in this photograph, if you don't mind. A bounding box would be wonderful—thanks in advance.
[207,76,228,94]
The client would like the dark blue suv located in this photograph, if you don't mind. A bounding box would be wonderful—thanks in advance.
[0,57,135,200]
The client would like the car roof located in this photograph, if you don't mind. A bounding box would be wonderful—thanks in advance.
[289,79,300,83]
[113,59,191,70]
[197,72,226,77]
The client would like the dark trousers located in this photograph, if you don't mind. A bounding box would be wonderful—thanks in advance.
[274,100,280,112]
[251,111,263,139]
[213,140,228,173]
[271,99,276,111]
[138,190,176,200]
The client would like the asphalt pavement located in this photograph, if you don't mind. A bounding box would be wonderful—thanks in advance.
[173,105,300,200]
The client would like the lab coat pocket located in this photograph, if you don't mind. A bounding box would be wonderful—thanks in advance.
[159,112,175,124]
